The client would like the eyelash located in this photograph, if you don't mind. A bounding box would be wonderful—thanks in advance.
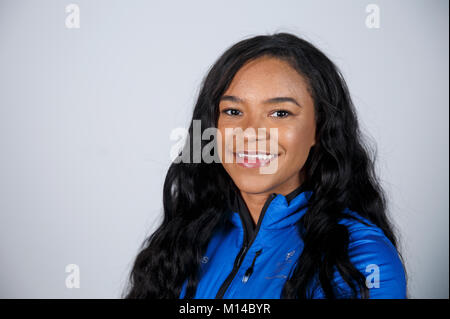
[221,108,292,118]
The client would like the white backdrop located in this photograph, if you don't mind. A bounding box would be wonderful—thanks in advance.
[0,0,448,298]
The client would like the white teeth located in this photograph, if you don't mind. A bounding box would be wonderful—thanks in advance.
[237,153,277,160]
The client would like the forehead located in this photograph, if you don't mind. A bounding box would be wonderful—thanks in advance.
[222,56,310,102]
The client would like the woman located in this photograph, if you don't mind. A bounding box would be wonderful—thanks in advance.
[124,33,407,299]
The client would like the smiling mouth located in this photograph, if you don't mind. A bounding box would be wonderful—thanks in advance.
[235,152,278,160]
[231,151,280,168]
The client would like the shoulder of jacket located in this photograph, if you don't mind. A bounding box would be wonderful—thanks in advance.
[338,208,389,244]
[330,209,407,298]
[337,209,404,271]
[307,209,407,299]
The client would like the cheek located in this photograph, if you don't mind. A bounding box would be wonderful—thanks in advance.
[216,125,232,162]
[279,125,314,160]
[217,118,241,153]
[216,127,225,157]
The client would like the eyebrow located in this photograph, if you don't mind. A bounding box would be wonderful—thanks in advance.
[220,95,302,108]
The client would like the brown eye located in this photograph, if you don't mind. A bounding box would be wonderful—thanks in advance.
[270,110,291,118]
[222,108,242,116]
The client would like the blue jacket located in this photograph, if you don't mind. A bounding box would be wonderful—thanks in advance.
[179,186,406,299]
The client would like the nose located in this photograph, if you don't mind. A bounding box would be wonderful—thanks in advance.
[241,112,269,143]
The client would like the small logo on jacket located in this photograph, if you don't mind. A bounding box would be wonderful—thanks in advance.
[285,250,295,261]
[265,250,296,280]
[201,256,209,264]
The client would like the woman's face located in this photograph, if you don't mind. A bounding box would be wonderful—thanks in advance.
[217,56,316,195]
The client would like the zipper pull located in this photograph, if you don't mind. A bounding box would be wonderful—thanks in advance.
[242,249,262,283]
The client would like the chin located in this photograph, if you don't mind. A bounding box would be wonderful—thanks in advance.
[231,174,280,195]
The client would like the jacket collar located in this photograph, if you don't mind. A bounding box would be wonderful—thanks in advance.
[227,183,313,237]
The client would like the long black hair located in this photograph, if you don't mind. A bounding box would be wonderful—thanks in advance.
[123,32,407,299]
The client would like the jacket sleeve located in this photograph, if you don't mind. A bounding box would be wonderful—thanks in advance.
[312,229,407,299]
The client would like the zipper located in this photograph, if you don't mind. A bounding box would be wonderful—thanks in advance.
[215,193,277,299]
[242,249,262,283]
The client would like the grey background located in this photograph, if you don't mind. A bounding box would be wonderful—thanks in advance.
[0,0,448,298]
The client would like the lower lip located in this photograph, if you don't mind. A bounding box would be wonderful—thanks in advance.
[234,153,279,168]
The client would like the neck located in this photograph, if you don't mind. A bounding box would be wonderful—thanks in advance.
[240,171,304,225]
